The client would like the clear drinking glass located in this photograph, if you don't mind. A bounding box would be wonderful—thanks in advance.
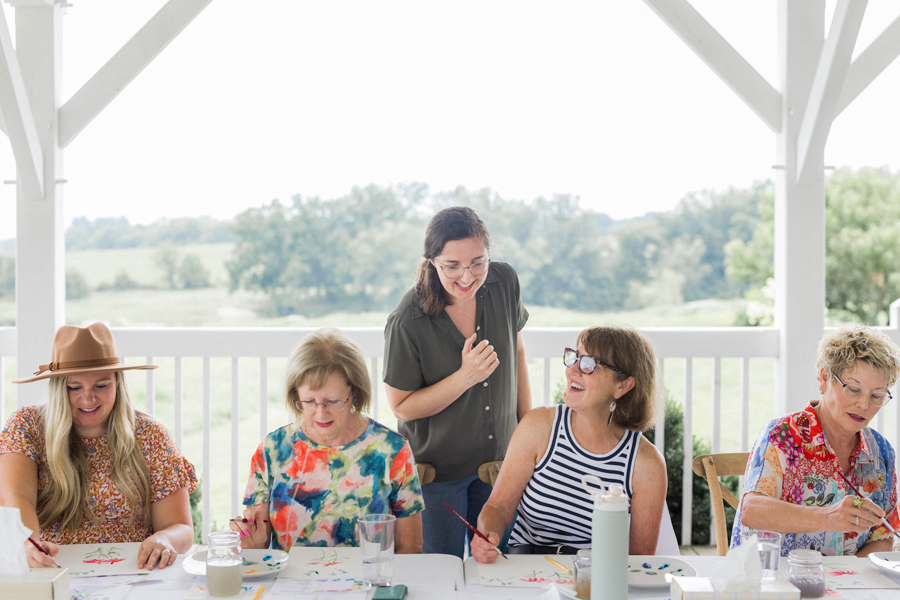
[358,514,396,587]
[741,530,783,578]
[206,531,243,597]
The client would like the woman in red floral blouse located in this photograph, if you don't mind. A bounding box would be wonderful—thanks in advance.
[0,323,197,570]
[734,324,900,556]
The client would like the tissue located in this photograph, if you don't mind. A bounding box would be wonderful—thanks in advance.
[711,533,764,592]
[0,506,34,577]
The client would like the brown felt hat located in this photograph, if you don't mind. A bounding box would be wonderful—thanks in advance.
[13,322,157,384]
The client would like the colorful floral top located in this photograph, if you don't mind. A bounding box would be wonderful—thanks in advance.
[0,405,197,544]
[731,402,899,556]
[243,417,425,550]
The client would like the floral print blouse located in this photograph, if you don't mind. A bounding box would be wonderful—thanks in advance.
[243,418,424,550]
[0,405,197,544]
[731,402,899,555]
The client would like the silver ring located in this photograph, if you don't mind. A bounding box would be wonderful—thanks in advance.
[856,516,859,526]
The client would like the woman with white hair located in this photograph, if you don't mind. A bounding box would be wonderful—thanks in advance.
[0,323,196,569]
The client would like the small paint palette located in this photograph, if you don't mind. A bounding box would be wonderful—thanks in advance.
[627,556,697,588]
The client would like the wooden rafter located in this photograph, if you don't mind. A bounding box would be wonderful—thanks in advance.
[58,0,214,148]
[0,4,43,199]
[795,0,866,183]
[836,13,900,117]
[642,0,782,133]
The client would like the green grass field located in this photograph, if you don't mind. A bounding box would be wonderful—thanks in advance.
[1,244,769,531]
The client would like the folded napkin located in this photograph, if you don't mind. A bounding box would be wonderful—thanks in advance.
[711,533,764,593]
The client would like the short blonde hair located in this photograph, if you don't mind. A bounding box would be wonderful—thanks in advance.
[577,325,659,432]
[816,324,900,388]
[285,328,372,420]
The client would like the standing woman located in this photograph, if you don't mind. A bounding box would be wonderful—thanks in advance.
[383,206,531,557]
[0,323,196,570]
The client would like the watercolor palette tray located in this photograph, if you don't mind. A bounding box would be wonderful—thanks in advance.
[869,551,900,576]
[627,556,697,588]
[182,549,289,579]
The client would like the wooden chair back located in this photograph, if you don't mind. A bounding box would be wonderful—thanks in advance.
[691,452,750,556]
[417,463,436,485]
[477,460,503,487]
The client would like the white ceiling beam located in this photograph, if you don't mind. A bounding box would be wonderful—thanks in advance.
[642,0,782,133]
[795,0,866,184]
[835,13,900,117]
[58,0,214,148]
[0,4,43,199]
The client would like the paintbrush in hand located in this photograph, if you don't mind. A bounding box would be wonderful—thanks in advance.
[838,471,900,540]
[443,503,508,559]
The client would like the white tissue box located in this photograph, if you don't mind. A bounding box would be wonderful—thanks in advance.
[671,576,800,599]
[0,568,68,599]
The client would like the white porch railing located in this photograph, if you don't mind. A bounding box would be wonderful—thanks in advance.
[2,316,900,546]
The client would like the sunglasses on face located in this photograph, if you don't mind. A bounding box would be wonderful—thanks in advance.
[563,348,630,377]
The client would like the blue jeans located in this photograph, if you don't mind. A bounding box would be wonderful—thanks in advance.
[421,475,514,558]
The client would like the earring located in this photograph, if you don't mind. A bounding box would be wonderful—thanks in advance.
[607,402,617,427]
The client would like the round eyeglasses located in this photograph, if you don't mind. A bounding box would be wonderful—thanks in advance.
[563,348,629,377]
[295,395,351,412]
[832,374,892,407]
[434,260,490,280]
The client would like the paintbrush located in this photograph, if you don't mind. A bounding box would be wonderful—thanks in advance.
[545,556,572,575]
[838,471,900,540]
[27,537,62,568]
[443,503,508,560]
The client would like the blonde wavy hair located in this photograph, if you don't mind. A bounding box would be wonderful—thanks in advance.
[816,324,900,388]
[284,328,372,421]
[38,371,152,532]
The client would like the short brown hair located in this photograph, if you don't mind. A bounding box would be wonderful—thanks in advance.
[285,328,372,420]
[577,325,659,431]
[816,324,900,388]
[415,206,491,319]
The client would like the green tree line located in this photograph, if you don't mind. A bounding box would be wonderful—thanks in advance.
[3,167,899,325]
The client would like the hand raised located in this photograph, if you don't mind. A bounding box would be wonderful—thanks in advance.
[826,495,884,533]
[471,530,502,564]
[228,503,271,549]
[459,332,499,388]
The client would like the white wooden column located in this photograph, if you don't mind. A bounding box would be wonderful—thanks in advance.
[13,2,65,407]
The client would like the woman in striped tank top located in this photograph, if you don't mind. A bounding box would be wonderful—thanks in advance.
[471,325,668,561]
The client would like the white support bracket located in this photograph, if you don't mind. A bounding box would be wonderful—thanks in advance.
[795,0,866,184]
[836,13,900,118]
[58,0,214,148]
[0,3,44,199]
[642,0,782,133]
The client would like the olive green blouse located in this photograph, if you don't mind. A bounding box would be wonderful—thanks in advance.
[382,261,528,482]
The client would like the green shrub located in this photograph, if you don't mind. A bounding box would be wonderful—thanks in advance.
[189,484,203,543]
[66,267,91,300]
[646,395,740,546]
[179,254,211,289]
[0,253,13,299]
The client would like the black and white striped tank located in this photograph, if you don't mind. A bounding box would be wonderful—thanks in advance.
[508,404,640,548]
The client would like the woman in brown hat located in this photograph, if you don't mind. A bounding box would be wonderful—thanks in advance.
[0,323,197,570]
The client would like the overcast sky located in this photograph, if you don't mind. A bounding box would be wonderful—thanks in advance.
[1,1,899,241]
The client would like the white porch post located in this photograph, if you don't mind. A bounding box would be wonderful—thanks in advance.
[13,2,65,407]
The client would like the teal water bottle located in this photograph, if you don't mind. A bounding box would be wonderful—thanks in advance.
[582,475,629,600]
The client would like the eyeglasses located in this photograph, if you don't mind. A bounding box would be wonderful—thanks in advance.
[832,374,892,407]
[563,348,629,377]
[434,260,490,280]
[295,395,351,412]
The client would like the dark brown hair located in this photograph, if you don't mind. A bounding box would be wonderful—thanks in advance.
[577,325,659,431]
[415,206,491,319]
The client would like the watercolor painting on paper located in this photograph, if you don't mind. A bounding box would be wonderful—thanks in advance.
[55,542,148,577]
[279,547,364,579]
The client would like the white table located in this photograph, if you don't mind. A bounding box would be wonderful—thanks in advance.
[66,552,463,599]
[463,554,900,599]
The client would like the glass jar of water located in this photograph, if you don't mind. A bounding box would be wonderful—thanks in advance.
[573,549,591,599]
[207,531,243,597]
[787,549,825,598]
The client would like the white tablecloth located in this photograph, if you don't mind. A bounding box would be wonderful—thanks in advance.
[73,552,463,599]
[463,554,900,599]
